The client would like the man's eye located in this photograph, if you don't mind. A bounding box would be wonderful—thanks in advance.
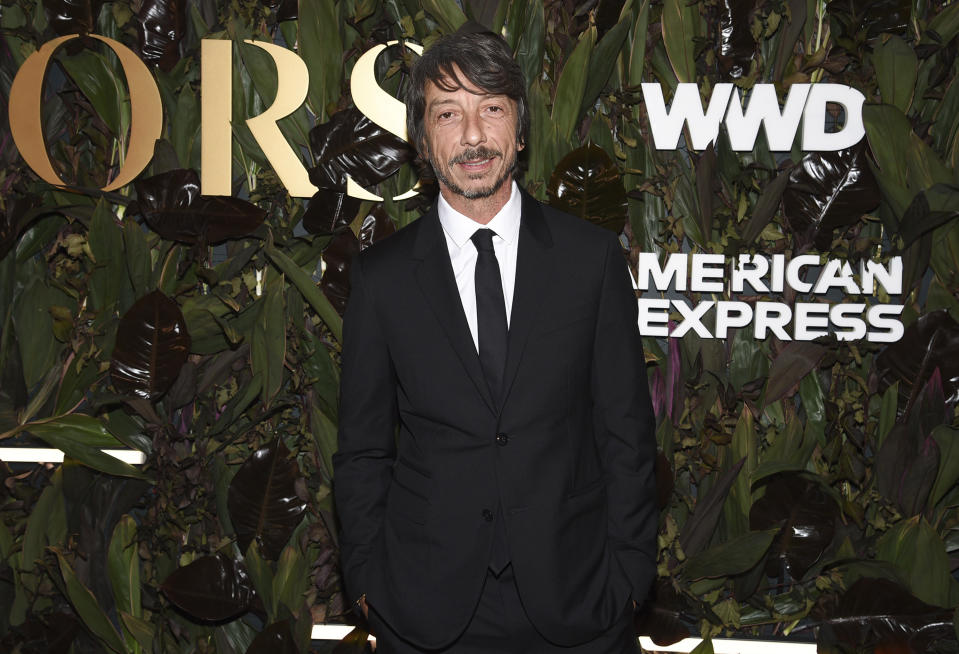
[438,111,454,120]
[487,106,502,113]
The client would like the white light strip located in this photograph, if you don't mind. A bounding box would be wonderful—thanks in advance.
[306,627,815,652]
[639,637,816,653]
[0,448,146,464]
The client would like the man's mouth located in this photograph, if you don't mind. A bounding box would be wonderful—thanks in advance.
[450,147,501,172]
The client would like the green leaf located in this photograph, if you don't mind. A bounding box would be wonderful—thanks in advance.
[579,18,631,119]
[297,1,343,120]
[251,276,286,407]
[88,199,128,313]
[762,342,826,408]
[57,47,125,137]
[310,403,338,480]
[21,468,65,573]
[879,382,899,447]
[872,35,917,114]
[119,612,154,652]
[514,0,545,98]
[109,516,141,650]
[551,26,595,142]
[930,425,959,509]
[273,542,310,614]
[12,276,61,389]
[690,639,715,654]
[264,243,343,342]
[679,457,746,557]
[876,516,959,608]
[627,0,650,87]
[3,414,144,479]
[419,0,467,33]
[244,541,276,618]
[123,219,152,298]
[54,550,126,654]
[863,103,913,215]
[683,530,777,580]
[662,0,702,83]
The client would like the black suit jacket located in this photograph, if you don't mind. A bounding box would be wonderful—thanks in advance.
[333,191,657,649]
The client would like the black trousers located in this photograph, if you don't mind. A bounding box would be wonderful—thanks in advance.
[367,566,640,654]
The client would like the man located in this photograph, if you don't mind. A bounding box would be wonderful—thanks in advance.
[333,28,657,653]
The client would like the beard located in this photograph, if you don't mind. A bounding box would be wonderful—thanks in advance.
[428,145,517,200]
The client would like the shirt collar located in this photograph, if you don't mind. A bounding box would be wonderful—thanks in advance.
[437,181,522,249]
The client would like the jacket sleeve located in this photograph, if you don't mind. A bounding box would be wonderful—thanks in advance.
[332,253,398,606]
[592,232,658,604]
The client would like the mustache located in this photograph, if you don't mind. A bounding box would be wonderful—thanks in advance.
[449,146,501,165]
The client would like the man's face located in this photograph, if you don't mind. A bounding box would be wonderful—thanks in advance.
[421,70,523,203]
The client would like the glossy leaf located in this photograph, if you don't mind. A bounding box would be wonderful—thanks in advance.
[678,457,746,557]
[227,439,306,560]
[303,189,362,235]
[662,0,701,82]
[762,342,826,408]
[876,310,959,406]
[245,619,297,654]
[826,0,911,40]
[161,553,254,621]
[110,290,191,401]
[359,206,397,250]
[634,580,691,645]
[749,473,839,579]
[683,529,777,580]
[782,143,880,249]
[134,169,267,244]
[134,0,186,72]
[54,550,126,653]
[716,0,756,78]
[547,144,628,233]
[319,230,360,316]
[44,0,104,35]
[898,184,959,248]
[309,108,414,190]
[814,578,955,654]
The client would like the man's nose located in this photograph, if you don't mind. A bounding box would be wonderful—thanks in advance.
[460,111,486,146]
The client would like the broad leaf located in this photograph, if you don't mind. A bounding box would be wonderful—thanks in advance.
[762,342,826,408]
[245,619,297,654]
[359,207,396,249]
[135,169,267,244]
[876,309,959,406]
[579,17,631,120]
[662,0,702,83]
[899,184,959,248]
[872,35,918,114]
[303,189,362,235]
[749,473,839,580]
[551,26,594,142]
[264,244,343,342]
[876,424,940,517]
[826,0,911,40]
[716,0,756,78]
[110,290,191,401]
[134,0,186,71]
[161,553,254,621]
[319,230,360,316]
[309,108,414,190]
[54,550,126,653]
[227,439,306,560]
[634,580,691,645]
[547,144,628,233]
[814,578,955,654]
[782,143,880,249]
[683,529,777,580]
[333,627,371,654]
[678,457,746,557]
[44,0,104,36]
[876,516,958,608]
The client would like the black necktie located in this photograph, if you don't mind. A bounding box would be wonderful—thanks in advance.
[471,229,508,400]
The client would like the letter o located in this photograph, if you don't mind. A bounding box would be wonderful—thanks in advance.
[8,35,162,192]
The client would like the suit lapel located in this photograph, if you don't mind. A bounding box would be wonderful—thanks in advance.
[413,206,497,413]
[499,192,555,413]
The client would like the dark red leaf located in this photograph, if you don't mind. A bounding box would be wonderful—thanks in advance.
[763,341,827,408]
[717,0,757,78]
[44,0,104,36]
[110,290,191,401]
[656,451,674,510]
[876,310,959,408]
[227,439,306,560]
[875,425,940,517]
[359,207,396,250]
[134,0,186,72]
[134,169,267,245]
[245,619,298,654]
[633,580,691,645]
[161,553,254,621]
[319,230,360,315]
[825,0,911,40]
[303,189,362,235]
[782,143,879,249]
[309,108,414,189]
[547,144,628,234]
[749,473,839,579]
[813,578,955,653]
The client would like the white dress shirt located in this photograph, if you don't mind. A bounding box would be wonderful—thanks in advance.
[437,181,522,352]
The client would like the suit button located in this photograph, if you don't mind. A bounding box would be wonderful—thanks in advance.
[496,433,508,446]
[482,509,494,522]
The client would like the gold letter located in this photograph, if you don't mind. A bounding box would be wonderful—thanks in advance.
[349,40,423,201]
[9,35,162,192]
[201,40,316,197]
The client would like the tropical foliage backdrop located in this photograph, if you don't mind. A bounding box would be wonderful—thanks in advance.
[0,0,958,652]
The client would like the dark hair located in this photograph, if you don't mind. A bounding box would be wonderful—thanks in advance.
[405,29,530,157]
